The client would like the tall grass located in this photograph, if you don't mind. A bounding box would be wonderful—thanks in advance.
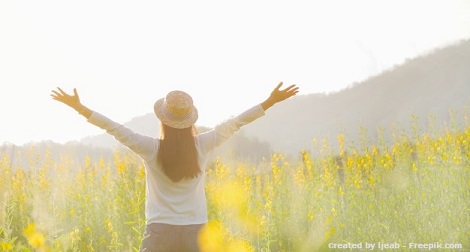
[0,123,469,251]
[0,151,146,251]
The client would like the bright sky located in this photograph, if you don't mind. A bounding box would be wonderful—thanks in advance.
[1,0,469,145]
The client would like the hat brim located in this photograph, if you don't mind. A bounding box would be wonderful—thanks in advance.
[154,98,198,129]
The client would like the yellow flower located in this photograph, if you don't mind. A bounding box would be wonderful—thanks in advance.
[338,187,345,196]
[331,207,337,217]
[23,223,47,249]
[1,241,13,251]
[28,232,46,248]
[23,223,36,237]
[198,221,224,252]
[226,240,254,252]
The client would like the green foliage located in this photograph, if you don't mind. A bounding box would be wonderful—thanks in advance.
[0,123,469,251]
[0,151,146,251]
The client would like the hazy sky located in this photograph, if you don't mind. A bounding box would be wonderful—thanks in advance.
[1,0,469,145]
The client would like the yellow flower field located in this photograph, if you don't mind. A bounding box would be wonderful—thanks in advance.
[0,123,469,251]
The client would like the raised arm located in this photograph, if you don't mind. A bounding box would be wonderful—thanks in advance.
[50,87,156,160]
[261,82,299,111]
[197,82,299,155]
[51,87,92,118]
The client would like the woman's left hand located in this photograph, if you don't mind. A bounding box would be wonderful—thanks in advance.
[51,87,82,110]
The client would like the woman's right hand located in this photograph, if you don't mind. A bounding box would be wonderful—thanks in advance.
[51,87,82,109]
[51,87,92,118]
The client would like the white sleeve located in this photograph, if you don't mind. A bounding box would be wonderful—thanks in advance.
[196,104,265,155]
[87,111,157,161]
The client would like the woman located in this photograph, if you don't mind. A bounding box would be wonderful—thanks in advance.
[51,82,299,251]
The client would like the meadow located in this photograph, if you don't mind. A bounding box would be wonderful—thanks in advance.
[0,119,469,251]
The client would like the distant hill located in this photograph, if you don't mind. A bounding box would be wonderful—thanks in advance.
[79,39,470,158]
[245,39,470,155]
[5,39,467,164]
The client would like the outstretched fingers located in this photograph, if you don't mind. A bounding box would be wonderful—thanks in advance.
[50,87,81,107]
[282,84,299,97]
[275,82,283,91]
[50,89,64,99]
[262,82,300,110]
[281,84,298,92]
[50,90,59,97]
[51,87,77,97]
[51,88,63,99]
[56,87,64,93]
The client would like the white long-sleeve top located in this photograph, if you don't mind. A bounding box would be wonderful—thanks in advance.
[87,104,265,225]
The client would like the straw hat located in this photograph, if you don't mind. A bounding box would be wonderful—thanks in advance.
[154,90,198,129]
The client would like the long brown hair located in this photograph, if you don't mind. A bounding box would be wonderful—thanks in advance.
[157,123,200,182]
